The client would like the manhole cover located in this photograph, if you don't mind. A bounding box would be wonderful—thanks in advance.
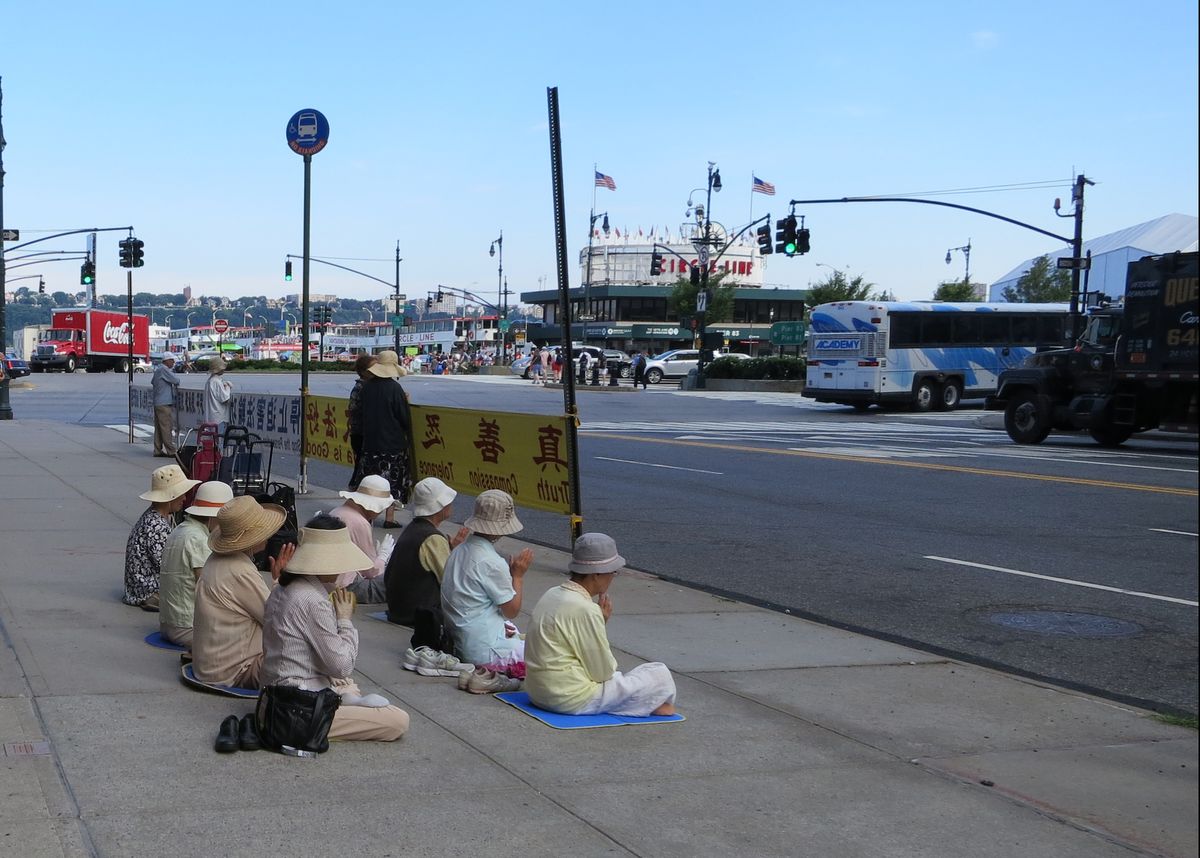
[986,611,1142,638]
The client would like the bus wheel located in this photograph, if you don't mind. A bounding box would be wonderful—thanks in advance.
[912,379,936,412]
[937,381,961,411]
[1004,392,1051,444]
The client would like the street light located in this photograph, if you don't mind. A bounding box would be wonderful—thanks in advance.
[945,239,972,294]
[693,161,721,390]
[583,211,609,346]
[489,232,505,362]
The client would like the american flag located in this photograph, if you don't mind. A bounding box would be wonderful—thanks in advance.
[595,171,617,191]
[752,175,776,196]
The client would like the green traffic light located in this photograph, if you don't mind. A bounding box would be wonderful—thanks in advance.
[784,242,797,256]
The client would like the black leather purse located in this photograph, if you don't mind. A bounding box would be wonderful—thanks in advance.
[255,685,342,754]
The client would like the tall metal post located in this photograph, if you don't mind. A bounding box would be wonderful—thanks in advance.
[127,268,134,442]
[394,240,402,353]
[0,77,12,420]
[1068,173,1093,338]
[298,154,312,494]
[696,163,718,390]
[491,231,504,362]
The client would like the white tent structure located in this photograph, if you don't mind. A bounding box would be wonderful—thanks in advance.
[988,213,1198,301]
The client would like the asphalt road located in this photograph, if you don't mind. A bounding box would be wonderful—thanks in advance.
[7,369,1198,714]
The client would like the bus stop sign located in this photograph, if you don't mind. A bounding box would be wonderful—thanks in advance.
[286,109,330,156]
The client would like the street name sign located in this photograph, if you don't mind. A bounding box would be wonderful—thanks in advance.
[769,320,807,346]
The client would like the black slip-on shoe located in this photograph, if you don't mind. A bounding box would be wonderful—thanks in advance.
[238,714,261,751]
[214,715,240,753]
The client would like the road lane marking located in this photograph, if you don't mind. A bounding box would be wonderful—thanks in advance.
[1150,528,1199,537]
[594,456,723,475]
[924,556,1199,607]
[583,432,1199,497]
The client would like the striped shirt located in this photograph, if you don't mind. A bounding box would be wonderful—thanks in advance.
[261,577,358,691]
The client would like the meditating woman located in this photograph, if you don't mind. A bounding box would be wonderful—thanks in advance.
[123,464,200,611]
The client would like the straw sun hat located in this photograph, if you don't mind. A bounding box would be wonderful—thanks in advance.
[463,489,522,536]
[209,496,287,553]
[286,525,373,576]
[184,481,234,518]
[139,464,200,503]
[367,350,407,379]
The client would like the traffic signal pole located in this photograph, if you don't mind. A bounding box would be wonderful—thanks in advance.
[0,77,10,420]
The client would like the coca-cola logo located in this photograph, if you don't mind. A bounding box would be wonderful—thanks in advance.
[102,321,131,345]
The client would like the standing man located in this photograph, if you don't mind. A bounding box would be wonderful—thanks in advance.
[631,350,647,390]
[203,357,233,438]
[151,354,181,457]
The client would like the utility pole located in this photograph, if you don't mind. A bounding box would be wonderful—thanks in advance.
[695,162,721,390]
[0,77,12,420]
[394,240,402,353]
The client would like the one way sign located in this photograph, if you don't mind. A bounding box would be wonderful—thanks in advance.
[1,229,19,241]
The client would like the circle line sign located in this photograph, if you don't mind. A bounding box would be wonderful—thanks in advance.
[286,109,330,156]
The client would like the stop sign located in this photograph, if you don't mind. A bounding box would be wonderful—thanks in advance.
[213,319,230,334]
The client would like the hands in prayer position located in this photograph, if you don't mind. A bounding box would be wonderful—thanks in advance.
[331,588,357,621]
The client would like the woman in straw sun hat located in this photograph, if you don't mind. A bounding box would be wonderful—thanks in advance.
[357,349,414,529]
[192,496,290,689]
[123,464,200,611]
[260,513,410,741]
[158,481,234,646]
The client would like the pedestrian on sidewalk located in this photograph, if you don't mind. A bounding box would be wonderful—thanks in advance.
[632,350,648,390]
[441,490,533,667]
[151,354,181,457]
[193,496,289,689]
[123,464,201,611]
[329,474,396,604]
[203,357,233,439]
[358,350,413,529]
[524,533,676,717]
[346,353,376,491]
[385,477,470,654]
[158,481,233,646]
[260,514,410,742]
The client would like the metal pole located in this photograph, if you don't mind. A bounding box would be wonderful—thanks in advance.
[394,240,401,354]
[547,87,582,543]
[127,268,134,443]
[696,165,713,390]
[496,231,504,363]
[1068,174,1092,339]
[584,209,595,348]
[0,76,12,420]
[298,153,312,494]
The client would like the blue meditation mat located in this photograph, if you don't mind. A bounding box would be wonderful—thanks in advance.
[180,663,259,699]
[367,611,391,623]
[495,691,685,730]
[144,631,188,652]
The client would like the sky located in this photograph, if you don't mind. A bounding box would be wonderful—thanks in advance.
[2,1,1197,308]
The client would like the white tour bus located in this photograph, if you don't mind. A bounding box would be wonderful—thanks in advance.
[804,301,1071,411]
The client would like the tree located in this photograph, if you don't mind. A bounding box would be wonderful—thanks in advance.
[51,291,72,306]
[1002,255,1071,303]
[933,281,980,302]
[666,271,735,323]
[805,270,888,306]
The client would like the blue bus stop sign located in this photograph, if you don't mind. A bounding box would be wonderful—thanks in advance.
[286,109,330,156]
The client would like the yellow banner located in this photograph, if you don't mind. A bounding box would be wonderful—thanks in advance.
[303,394,573,515]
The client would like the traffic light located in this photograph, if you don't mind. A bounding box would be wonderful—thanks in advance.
[776,216,798,256]
[435,288,444,302]
[425,298,432,311]
[756,224,773,255]
[130,239,144,268]
[80,261,95,286]
[650,251,663,276]
[796,227,810,255]
[690,265,701,285]
[119,238,132,268]
[38,279,45,294]
[284,260,293,281]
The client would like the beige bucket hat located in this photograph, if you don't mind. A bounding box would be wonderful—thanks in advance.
[286,525,373,576]
[209,496,287,553]
[410,477,456,517]
[463,489,522,536]
[568,533,625,576]
[367,350,407,379]
[184,481,235,518]
[140,464,201,503]
[338,474,394,514]
[208,357,227,373]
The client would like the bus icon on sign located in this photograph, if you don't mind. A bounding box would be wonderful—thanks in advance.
[297,112,318,141]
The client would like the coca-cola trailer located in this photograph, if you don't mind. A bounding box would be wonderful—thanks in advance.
[30,309,151,373]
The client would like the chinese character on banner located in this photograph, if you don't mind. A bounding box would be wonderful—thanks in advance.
[265,399,277,433]
[421,413,445,450]
[289,400,302,435]
[322,404,338,439]
[473,418,505,464]
[532,424,567,472]
[255,398,267,431]
[339,403,351,444]
[305,399,320,434]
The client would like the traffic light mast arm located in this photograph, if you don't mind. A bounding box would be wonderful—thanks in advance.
[429,284,502,315]
[3,254,88,272]
[714,214,772,263]
[784,196,1073,245]
[284,253,394,288]
[652,242,692,266]
[2,226,133,255]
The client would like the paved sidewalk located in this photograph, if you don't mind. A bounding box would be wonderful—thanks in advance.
[0,420,1195,858]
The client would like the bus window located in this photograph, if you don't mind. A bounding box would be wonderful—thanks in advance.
[980,315,1010,345]
[952,316,982,344]
[890,313,920,348]
[1039,314,1070,346]
[922,314,952,346]
[1011,315,1038,344]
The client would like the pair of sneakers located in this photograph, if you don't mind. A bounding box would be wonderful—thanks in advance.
[403,645,473,678]
[458,666,522,695]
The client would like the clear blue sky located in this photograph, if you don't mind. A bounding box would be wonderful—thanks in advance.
[4,1,1197,306]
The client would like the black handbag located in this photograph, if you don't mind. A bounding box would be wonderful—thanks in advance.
[255,685,342,754]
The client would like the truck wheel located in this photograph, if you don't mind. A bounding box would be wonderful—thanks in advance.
[1004,392,1051,444]
[852,402,871,413]
[912,379,936,412]
[64,356,77,373]
[116,359,130,373]
[646,368,664,384]
[1089,422,1135,447]
[937,381,962,411]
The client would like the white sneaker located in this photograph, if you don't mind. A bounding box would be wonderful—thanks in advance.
[401,646,426,672]
[417,649,473,678]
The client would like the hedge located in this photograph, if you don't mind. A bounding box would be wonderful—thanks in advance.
[704,355,806,380]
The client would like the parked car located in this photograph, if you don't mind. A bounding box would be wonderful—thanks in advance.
[3,352,31,378]
[643,349,748,384]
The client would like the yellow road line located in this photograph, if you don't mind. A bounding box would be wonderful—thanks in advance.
[584,432,1199,497]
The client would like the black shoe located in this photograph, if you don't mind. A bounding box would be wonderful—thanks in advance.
[214,715,240,753]
[238,714,261,751]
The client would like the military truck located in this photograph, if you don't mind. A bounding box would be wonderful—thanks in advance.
[990,251,1198,446]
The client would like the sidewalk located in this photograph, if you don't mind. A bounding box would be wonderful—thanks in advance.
[0,420,1195,858]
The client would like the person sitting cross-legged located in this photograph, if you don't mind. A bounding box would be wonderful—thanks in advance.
[524,533,676,717]
[329,474,396,605]
[159,481,234,646]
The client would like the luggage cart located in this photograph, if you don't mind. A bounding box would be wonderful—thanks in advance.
[219,425,274,497]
